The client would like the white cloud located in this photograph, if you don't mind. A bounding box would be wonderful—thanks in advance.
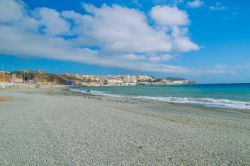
[34,7,70,36]
[0,25,97,62]
[171,26,199,52]
[148,54,174,62]
[187,0,203,8]
[66,4,174,54]
[0,0,200,74]
[0,0,24,23]
[0,0,39,32]
[121,53,174,63]
[209,2,227,11]
[173,37,199,52]
[150,6,198,52]
[120,54,146,61]
[150,6,189,26]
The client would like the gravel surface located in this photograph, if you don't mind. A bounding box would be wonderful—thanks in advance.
[0,88,250,165]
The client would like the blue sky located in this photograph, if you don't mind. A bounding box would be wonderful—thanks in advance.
[0,0,250,83]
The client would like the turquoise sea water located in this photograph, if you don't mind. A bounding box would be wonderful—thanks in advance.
[70,84,250,110]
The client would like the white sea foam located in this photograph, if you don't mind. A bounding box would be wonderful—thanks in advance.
[134,96,250,110]
[69,88,121,97]
[69,88,250,110]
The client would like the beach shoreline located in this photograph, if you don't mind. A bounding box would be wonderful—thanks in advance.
[67,86,250,112]
[0,88,250,165]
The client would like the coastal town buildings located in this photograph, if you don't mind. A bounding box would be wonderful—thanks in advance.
[64,73,194,86]
[0,70,195,86]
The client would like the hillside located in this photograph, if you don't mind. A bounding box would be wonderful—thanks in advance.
[0,73,11,82]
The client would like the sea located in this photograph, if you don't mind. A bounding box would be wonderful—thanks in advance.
[69,83,250,110]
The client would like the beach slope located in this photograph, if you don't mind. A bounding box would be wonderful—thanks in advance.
[0,88,249,165]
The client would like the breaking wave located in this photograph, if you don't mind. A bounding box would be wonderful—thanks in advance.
[69,88,250,110]
[133,96,250,110]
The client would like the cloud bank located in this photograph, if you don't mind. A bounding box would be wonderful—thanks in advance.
[0,0,199,74]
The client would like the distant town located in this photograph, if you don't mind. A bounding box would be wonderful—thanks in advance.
[0,70,195,86]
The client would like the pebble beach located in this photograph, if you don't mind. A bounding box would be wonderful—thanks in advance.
[0,88,250,165]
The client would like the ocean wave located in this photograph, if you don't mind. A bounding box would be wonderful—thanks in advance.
[68,88,121,97]
[134,96,250,110]
[69,88,250,110]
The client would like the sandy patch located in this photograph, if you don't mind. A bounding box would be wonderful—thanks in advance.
[0,96,11,103]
